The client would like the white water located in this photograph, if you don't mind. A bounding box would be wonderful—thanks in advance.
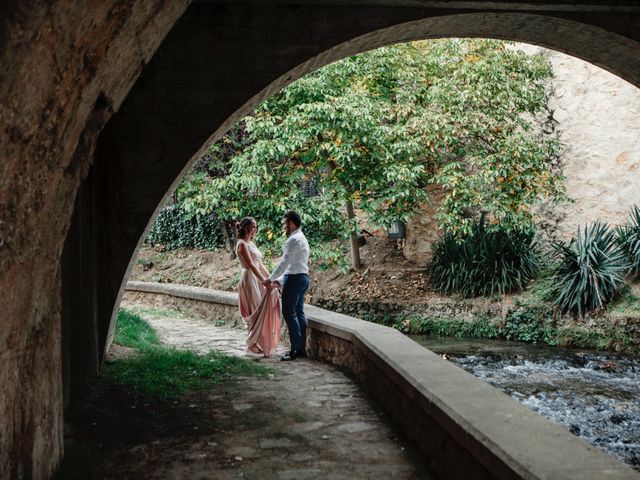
[412,336,640,469]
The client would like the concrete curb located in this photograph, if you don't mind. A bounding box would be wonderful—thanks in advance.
[125,281,639,480]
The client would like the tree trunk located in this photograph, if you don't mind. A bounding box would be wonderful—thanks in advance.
[221,219,237,259]
[345,200,362,270]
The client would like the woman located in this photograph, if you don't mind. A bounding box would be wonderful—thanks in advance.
[235,217,281,357]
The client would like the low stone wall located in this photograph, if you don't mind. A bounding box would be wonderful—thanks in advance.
[123,288,242,327]
[124,281,639,480]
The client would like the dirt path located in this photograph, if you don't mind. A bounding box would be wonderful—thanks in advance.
[60,306,432,479]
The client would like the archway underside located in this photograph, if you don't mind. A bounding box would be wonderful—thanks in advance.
[92,4,640,365]
[2,1,639,478]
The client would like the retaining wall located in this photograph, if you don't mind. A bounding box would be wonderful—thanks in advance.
[124,281,639,480]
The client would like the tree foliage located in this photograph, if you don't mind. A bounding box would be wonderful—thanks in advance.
[179,39,563,250]
[146,204,224,250]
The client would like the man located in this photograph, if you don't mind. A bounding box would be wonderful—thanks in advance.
[263,211,310,361]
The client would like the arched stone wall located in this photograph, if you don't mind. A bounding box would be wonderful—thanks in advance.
[0,2,189,478]
[2,1,640,478]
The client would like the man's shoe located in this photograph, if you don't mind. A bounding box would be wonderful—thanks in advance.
[280,351,297,361]
[297,349,307,358]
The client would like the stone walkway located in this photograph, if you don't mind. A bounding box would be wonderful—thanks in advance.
[130,306,432,480]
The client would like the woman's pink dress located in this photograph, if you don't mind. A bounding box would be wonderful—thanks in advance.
[236,240,281,357]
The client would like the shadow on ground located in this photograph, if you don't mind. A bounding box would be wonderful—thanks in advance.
[58,348,431,479]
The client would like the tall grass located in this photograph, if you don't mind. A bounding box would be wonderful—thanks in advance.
[616,205,640,279]
[547,222,627,317]
[427,219,540,298]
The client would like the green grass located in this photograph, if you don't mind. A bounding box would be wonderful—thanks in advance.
[523,270,556,305]
[104,348,271,397]
[391,310,639,354]
[106,309,271,397]
[114,309,160,349]
[609,287,640,314]
[556,327,637,353]
[402,316,501,339]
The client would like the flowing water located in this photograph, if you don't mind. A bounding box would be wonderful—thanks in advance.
[410,335,640,470]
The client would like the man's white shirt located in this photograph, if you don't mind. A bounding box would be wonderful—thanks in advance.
[269,228,310,282]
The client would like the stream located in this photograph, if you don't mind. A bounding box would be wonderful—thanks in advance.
[411,335,640,470]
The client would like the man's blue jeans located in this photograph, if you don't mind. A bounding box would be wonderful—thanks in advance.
[281,273,309,354]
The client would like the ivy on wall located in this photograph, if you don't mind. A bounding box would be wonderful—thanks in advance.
[145,204,225,250]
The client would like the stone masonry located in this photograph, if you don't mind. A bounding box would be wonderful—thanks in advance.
[2,2,640,478]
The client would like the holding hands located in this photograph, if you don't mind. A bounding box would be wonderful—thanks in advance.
[263,278,281,290]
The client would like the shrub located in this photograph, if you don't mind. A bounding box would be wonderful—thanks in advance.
[146,204,225,250]
[501,304,557,344]
[427,219,540,298]
[547,222,628,317]
[616,205,640,279]
[392,312,638,354]
[408,316,500,339]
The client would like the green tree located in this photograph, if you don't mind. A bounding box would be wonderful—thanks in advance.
[181,125,349,260]
[183,39,563,267]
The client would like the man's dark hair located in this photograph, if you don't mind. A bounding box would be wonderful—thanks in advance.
[283,210,302,227]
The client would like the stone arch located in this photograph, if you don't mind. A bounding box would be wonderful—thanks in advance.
[93,8,640,365]
[2,2,640,478]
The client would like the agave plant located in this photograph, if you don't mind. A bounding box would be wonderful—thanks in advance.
[427,218,540,298]
[616,205,640,279]
[548,222,628,317]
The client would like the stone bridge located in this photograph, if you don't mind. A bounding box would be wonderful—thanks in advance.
[1,1,640,478]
